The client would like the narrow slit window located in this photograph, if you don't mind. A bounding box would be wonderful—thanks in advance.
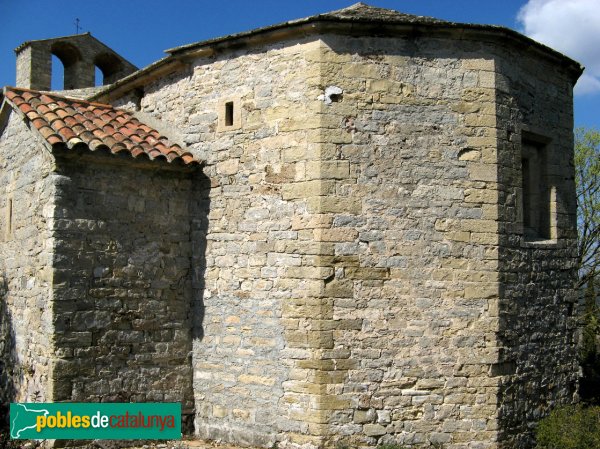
[521,157,531,231]
[218,98,241,132]
[225,101,234,127]
[7,198,13,238]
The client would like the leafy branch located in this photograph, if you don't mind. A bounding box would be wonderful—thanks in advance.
[575,127,600,288]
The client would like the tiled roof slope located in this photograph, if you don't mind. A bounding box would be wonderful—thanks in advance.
[2,87,199,166]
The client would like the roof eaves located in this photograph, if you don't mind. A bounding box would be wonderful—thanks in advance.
[50,143,202,173]
[87,56,186,102]
[91,4,584,102]
[458,23,584,81]
[167,14,583,82]
[165,16,315,55]
[14,32,92,53]
[164,3,447,55]
[3,86,202,168]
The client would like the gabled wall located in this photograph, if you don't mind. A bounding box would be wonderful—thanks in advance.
[50,153,198,429]
[15,34,137,91]
[0,108,202,433]
[0,112,56,405]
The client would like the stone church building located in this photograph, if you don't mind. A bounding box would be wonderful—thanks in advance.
[0,3,583,448]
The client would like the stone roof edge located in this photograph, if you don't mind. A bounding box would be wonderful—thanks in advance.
[1,86,203,171]
[14,32,138,71]
[89,10,584,103]
[0,93,13,139]
[88,56,186,102]
[14,32,93,53]
[163,5,445,54]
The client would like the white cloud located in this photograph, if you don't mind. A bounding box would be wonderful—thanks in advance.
[576,73,600,95]
[517,0,600,95]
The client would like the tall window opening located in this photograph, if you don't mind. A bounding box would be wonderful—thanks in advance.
[51,54,65,90]
[51,42,82,90]
[94,53,122,85]
[521,140,551,240]
[95,66,104,86]
[217,98,241,132]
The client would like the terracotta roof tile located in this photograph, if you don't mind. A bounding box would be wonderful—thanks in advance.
[39,127,59,141]
[31,118,46,129]
[47,135,63,145]
[112,132,127,142]
[58,126,77,141]
[56,109,71,119]
[19,103,34,114]
[3,86,200,167]
[70,125,85,135]
[64,116,78,127]
[21,91,36,101]
[52,119,67,131]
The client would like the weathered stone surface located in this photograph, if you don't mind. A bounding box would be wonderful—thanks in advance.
[0,4,580,449]
[50,157,196,423]
[0,113,55,404]
[15,33,137,91]
[112,28,577,448]
[0,114,198,430]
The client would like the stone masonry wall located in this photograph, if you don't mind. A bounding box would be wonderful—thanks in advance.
[493,47,579,448]
[114,38,337,447]
[1,19,579,449]
[49,154,196,427]
[116,33,507,448]
[307,35,503,449]
[308,35,577,449]
[106,29,578,449]
[0,113,56,405]
[15,34,137,91]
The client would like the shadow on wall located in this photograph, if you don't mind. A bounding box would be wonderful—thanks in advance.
[493,104,579,448]
[189,170,211,433]
[0,272,16,430]
[191,172,210,344]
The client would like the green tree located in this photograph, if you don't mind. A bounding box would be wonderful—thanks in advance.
[580,279,599,367]
[575,128,600,404]
[575,127,600,289]
[536,405,600,449]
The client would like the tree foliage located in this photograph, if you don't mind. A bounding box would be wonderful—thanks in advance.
[536,405,600,449]
[575,127,600,288]
[580,280,599,364]
[575,128,600,404]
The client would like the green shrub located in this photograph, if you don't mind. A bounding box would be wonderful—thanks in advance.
[0,430,23,449]
[536,405,600,449]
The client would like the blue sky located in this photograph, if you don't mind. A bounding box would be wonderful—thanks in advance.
[1,0,598,129]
